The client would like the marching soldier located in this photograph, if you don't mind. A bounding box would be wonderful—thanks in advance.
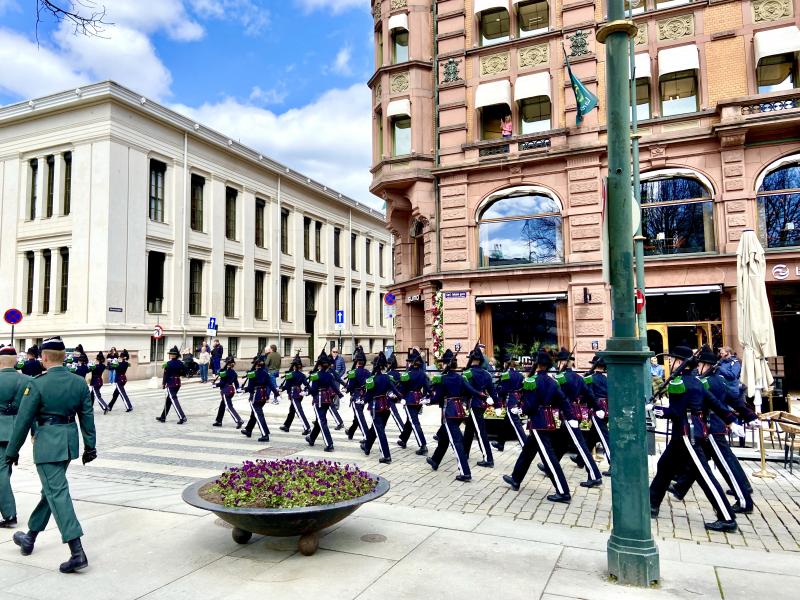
[4,336,97,573]
[156,346,187,424]
[241,356,279,442]
[386,353,405,432]
[649,346,738,532]
[0,346,28,528]
[21,345,44,377]
[107,349,133,412]
[306,351,342,452]
[492,355,526,452]
[503,352,572,503]
[213,357,244,428]
[279,353,311,435]
[396,349,430,455]
[462,343,498,468]
[344,347,371,441]
[89,352,110,414]
[582,355,611,474]
[362,352,401,463]
[74,352,90,381]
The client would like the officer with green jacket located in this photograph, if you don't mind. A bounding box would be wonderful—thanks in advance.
[0,345,28,528]
[4,336,97,573]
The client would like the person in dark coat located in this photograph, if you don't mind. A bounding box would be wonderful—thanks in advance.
[362,352,402,463]
[213,357,243,428]
[107,349,133,412]
[461,343,499,468]
[306,351,343,452]
[280,353,311,435]
[90,352,110,414]
[396,349,431,455]
[21,346,44,378]
[210,339,223,376]
[156,346,187,424]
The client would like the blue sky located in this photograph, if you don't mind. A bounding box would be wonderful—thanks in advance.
[0,0,381,208]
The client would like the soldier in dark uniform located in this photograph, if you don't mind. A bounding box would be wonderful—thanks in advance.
[5,336,97,573]
[362,352,402,463]
[581,355,611,473]
[0,346,28,528]
[279,353,311,435]
[107,349,133,412]
[344,347,371,441]
[306,351,342,452]
[670,347,757,514]
[241,356,279,442]
[386,353,405,432]
[396,349,431,455]
[21,345,43,377]
[156,346,187,424]
[213,357,243,428]
[649,346,738,532]
[427,349,484,482]
[492,355,526,452]
[461,343,498,468]
[89,352,110,414]
[73,353,90,381]
[503,352,572,503]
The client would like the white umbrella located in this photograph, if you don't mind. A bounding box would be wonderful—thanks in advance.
[736,229,777,411]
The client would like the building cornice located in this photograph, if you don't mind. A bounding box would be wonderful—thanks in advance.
[368,60,434,87]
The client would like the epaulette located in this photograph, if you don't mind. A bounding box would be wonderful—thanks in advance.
[347,370,356,380]
[432,374,442,384]
[365,376,375,390]
[246,371,256,379]
[583,374,594,384]
[523,376,537,391]
[310,373,320,382]
[285,372,294,381]
[463,369,474,380]
[501,372,510,381]
[668,377,685,394]
[555,372,567,386]
[698,376,710,390]
[401,372,410,382]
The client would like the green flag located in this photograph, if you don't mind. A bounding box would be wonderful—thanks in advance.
[564,50,598,126]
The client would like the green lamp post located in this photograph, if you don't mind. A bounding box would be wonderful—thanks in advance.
[596,0,660,586]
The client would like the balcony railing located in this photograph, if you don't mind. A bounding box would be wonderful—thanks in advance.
[741,98,800,115]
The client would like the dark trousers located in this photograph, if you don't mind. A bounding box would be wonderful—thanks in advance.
[365,408,391,459]
[650,434,735,522]
[283,397,311,432]
[672,434,752,510]
[108,382,132,411]
[553,422,603,480]
[399,404,426,448]
[463,406,493,463]
[159,387,186,421]
[581,416,612,464]
[388,402,404,432]
[494,410,527,451]
[244,397,270,437]
[309,403,333,448]
[329,403,344,427]
[0,441,15,520]
[346,402,369,440]
[216,390,243,425]
[431,419,471,477]
[92,384,109,411]
[511,429,569,496]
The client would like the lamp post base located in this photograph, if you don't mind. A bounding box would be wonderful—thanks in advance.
[608,535,660,586]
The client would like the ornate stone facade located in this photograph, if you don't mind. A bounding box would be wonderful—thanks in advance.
[567,30,590,57]
[375,82,382,104]
[479,52,510,76]
[635,23,647,46]
[519,44,550,69]
[441,57,462,83]
[390,72,409,94]
[752,0,793,22]
[390,0,408,9]
[657,15,694,41]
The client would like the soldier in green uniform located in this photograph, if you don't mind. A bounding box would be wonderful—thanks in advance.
[4,336,97,573]
[0,345,28,528]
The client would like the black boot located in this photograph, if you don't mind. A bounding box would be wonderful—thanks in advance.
[13,530,37,555]
[0,515,17,528]
[60,537,88,573]
[415,445,428,456]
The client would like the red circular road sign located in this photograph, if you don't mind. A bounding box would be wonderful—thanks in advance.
[153,324,164,339]
[3,309,23,325]
[384,293,396,305]
[635,289,646,314]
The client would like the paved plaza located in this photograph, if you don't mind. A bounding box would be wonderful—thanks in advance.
[0,379,798,599]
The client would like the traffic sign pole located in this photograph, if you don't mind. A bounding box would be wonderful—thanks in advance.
[10,324,14,347]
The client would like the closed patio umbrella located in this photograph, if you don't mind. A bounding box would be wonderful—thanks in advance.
[736,229,777,411]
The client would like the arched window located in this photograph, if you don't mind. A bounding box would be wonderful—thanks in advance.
[758,160,800,248]
[478,189,563,267]
[410,219,425,276]
[640,173,715,255]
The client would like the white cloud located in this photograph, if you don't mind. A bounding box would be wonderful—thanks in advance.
[90,0,206,41]
[294,0,368,14]
[249,84,288,105]
[171,84,380,209]
[332,45,353,76]
[189,0,271,35]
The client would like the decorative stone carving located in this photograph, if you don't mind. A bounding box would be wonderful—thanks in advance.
[519,44,550,69]
[390,72,409,93]
[567,30,590,57]
[634,23,647,46]
[650,145,665,158]
[480,52,510,76]
[441,58,462,84]
[372,0,381,20]
[375,82,382,103]
[657,15,694,41]
[753,0,793,22]
[391,0,407,9]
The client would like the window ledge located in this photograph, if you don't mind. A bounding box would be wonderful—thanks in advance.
[643,251,719,261]
[477,261,566,273]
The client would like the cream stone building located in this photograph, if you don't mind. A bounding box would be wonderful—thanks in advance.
[371,0,800,398]
[0,82,393,378]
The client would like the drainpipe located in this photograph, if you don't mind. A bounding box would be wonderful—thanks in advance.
[432,0,441,274]
[180,131,188,349]
[276,175,282,351]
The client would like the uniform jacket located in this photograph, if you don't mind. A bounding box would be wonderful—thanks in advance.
[661,372,735,440]
[364,373,401,405]
[281,370,308,398]
[309,369,342,402]
[90,362,106,387]
[346,366,371,397]
[398,366,431,405]
[432,371,483,418]
[162,358,186,389]
[74,364,90,379]
[702,372,756,435]
[5,366,95,464]
[0,369,28,442]
[497,368,524,408]
[21,359,44,378]
[586,371,608,400]
[245,366,279,401]
[462,366,498,408]
[557,368,597,408]
[520,371,573,429]
[115,360,130,382]
[217,367,239,393]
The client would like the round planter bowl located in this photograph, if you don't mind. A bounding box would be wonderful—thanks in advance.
[182,472,390,555]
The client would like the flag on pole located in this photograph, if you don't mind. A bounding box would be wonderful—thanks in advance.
[564,49,598,126]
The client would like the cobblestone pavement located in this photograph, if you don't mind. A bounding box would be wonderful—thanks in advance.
[13,378,799,554]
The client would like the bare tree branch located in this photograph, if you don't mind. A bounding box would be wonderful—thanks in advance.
[35,0,112,44]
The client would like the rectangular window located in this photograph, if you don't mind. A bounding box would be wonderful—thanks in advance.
[149,159,166,222]
[392,29,408,64]
[659,69,699,117]
[29,159,38,220]
[757,53,797,94]
[377,113,384,159]
[335,285,342,311]
[192,336,204,355]
[366,291,373,326]
[147,251,165,313]
[45,155,54,218]
[62,152,72,216]
[365,238,372,274]
[150,337,165,363]
[519,97,552,134]
[351,233,358,270]
[258,337,268,354]
[225,187,237,241]
[304,216,311,259]
[377,29,383,67]
[634,78,651,121]
[228,337,239,359]
[254,270,265,320]
[481,104,508,140]
[255,198,266,248]
[25,252,34,313]
[315,221,322,262]
[379,244,385,277]
[189,259,203,316]
[334,227,342,267]
[281,208,290,254]
[190,174,204,232]
[224,265,236,317]
[624,0,646,14]
[351,288,358,325]
[379,293,385,326]
[280,275,290,321]
[283,337,291,357]
[42,250,51,314]
[517,0,549,38]
[480,7,510,46]
[392,116,411,156]
[59,247,69,312]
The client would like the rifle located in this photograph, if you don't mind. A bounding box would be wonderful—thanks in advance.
[558,342,579,373]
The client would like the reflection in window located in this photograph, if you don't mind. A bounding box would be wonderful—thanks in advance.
[392,116,411,156]
[411,220,425,276]
[392,29,408,64]
[481,104,510,140]
[479,8,510,46]
[659,69,699,117]
[634,78,651,120]
[517,1,548,38]
[520,96,551,134]
[656,0,691,8]
[758,162,800,248]
[624,0,646,14]
[478,193,563,267]
[757,53,797,94]
[640,176,715,256]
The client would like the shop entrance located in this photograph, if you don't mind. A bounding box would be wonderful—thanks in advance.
[768,283,800,395]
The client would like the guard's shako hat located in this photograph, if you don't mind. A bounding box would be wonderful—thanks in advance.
[697,345,717,365]
[291,352,303,368]
[466,343,484,367]
[168,345,180,357]
[353,346,367,366]
[41,336,66,352]
[373,351,388,371]
[0,346,17,357]
[556,347,572,362]
[316,350,331,367]
[667,346,693,361]
[536,351,553,368]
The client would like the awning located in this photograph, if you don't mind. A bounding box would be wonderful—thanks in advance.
[476,293,567,304]
[514,71,550,101]
[386,99,411,118]
[754,26,800,65]
[633,53,651,79]
[658,44,699,78]
[388,13,408,31]
[645,285,722,296]
[474,0,509,13]
[475,79,512,108]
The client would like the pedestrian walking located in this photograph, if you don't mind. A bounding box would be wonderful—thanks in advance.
[280,353,311,434]
[213,357,243,428]
[156,346,187,424]
[241,356,279,442]
[362,352,401,463]
[265,344,282,402]
[107,349,133,412]
[0,345,27,529]
[4,336,97,573]
[462,343,498,468]
[306,351,342,452]
[396,349,430,455]
[90,352,110,414]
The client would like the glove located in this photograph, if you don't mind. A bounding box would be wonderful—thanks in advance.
[82,448,97,465]
[401,399,407,406]
[423,398,431,406]
[645,403,654,412]
[729,423,746,438]
[5,454,18,467]
[510,407,521,415]
[595,410,606,419]
[486,399,494,406]
[746,419,761,430]
[652,406,665,418]
[494,408,503,417]
[568,419,579,429]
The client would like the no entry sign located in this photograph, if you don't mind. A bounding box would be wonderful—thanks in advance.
[3,309,22,325]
